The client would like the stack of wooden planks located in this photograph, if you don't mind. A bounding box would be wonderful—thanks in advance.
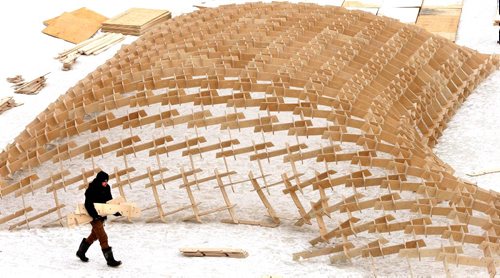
[101,8,171,36]
[56,33,125,70]
[179,248,249,258]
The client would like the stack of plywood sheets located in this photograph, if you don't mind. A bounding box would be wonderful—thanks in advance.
[377,0,422,24]
[42,8,107,44]
[101,8,171,36]
[416,0,463,41]
[343,0,383,15]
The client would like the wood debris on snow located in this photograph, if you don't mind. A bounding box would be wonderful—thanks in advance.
[13,73,49,95]
[56,33,125,70]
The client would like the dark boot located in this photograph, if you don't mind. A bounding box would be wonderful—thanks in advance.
[102,247,122,267]
[76,238,91,262]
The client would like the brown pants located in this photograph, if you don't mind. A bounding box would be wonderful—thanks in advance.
[85,220,109,249]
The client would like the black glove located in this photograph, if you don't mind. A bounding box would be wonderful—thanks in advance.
[93,215,107,222]
[113,212,122,217]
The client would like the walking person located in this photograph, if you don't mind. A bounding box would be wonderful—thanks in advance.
[75,171,122,267]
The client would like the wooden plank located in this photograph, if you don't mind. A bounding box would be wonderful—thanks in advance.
[399,246,463,258]
[149,137,207,156]
[179,171,236,189]
[9,205,65,230]
[116,135,173,157]
[182,139,240,156]
[293,242,355,261]
[250,143,307,161]
[221,115,278,130]
[283,145,341,163]
[155,110,212,128]
[0,207,33,224]
[283,170,336,194]
[187,112,245,128]
[249,171,280,224]
[1,174,39,196]
[84,136,141,159]
[216,142,274,158]
[179,248,248,258]
[45,168,100,194]
[362,239,426,257]
[182,205,236,221]
[331,238,389,263]
[14,170,70,196]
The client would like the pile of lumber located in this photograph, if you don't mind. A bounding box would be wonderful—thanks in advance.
[101,8,171,36]
[56,33,125,70]
[6,75,24,84]
[42,7,108,44]
[11,73,49,95]
[0,97,21,115]
[179,247,249,258]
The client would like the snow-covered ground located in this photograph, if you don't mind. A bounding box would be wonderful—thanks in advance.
[0,1,499,278]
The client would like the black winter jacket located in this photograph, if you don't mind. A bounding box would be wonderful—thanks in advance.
[84,171,113,220]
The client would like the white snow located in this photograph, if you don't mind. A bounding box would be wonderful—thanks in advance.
[0,1,498,277]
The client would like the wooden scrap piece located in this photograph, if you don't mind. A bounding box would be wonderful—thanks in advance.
[179,247,248,258]
[6,75,24,84]
[0,97,22,115]
[13,73,49,95]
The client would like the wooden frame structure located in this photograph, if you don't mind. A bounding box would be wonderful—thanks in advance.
[0,3,499,276]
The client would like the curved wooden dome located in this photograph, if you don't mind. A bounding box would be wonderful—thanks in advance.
[0,2,499,275]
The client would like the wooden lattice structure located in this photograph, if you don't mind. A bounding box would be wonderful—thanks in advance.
[0,3,499,276]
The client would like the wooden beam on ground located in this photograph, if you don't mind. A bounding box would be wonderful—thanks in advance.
[179,248,248,258]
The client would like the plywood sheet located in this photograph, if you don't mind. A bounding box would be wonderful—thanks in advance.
[416,8,462,41]
[378,7,420,24]
[345,7,379,15]
[422,0,463,9]
[101,8,171,36]
[102,8,168,27]
[42,12,103,43]
[44,7,107,26]
[343,0,383,8]
[382,0,423,8]
[311,0,345,6]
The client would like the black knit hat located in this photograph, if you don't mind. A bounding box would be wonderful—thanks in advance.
[95,171,109,183]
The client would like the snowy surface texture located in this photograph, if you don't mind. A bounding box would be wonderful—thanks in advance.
[0,0,498,278]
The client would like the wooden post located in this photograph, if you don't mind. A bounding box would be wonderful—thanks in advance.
[180,167,201,223]
[249,171,279,224]
[214,169,238,223]
[147,167,166,223]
